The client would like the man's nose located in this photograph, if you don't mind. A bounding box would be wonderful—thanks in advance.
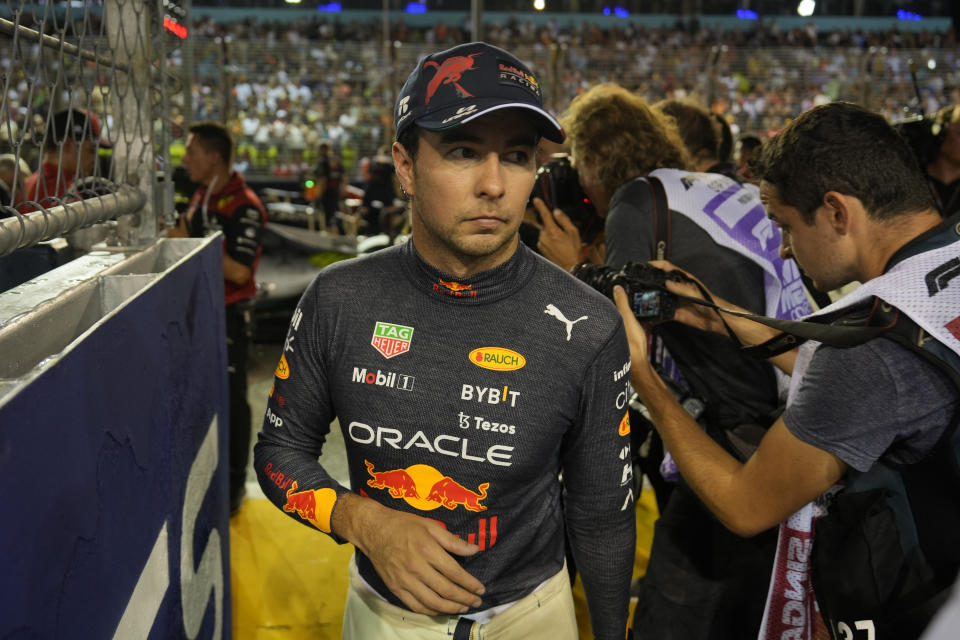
[476,153,505,199]
[779,233,793,260]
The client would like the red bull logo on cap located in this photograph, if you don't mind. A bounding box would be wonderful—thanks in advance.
[365,460,489,512]
[424,53,481,104]
[372,321,414,359]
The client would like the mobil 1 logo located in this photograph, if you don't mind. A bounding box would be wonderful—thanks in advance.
[352,366,415,391]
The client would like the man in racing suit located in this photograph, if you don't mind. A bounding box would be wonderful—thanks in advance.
[254,42,635,640]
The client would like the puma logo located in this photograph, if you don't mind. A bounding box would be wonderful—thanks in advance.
[544,304,588,341]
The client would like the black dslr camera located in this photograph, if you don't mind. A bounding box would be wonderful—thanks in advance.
[574,261,691,322]
[528,155,603,245]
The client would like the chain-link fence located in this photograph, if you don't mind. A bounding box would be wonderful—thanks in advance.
[0,0,171,267]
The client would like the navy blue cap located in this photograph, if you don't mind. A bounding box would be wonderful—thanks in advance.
[395,42,564,144]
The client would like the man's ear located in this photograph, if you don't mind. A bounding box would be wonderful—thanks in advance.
[392,141,414,198]
[822,191,854,235]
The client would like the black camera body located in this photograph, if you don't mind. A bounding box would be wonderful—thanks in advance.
[574,261,689,322]
[529,154,603,245]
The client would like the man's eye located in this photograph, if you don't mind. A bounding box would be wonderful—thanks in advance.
[504,150,531,165]
[448,147,477,160]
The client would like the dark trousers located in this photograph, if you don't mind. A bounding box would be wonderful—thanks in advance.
[633,480,778,639]
[226,303,252,502]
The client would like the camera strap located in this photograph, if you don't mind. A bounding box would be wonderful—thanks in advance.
[646,176,671,260]
[669,286,888,357]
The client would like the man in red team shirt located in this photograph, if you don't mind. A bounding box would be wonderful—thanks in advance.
[168,121,268,514]
[20,109,109,209]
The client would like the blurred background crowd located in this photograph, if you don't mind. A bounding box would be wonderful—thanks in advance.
[1,7,957,190]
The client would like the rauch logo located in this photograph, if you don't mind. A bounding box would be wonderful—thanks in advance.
[469,347,525,371]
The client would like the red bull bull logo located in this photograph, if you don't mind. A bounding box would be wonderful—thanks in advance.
[275,354,290,379]
[618,412,631,437]
[364,460,489,512]
[438,278,472,292]
[365,460,420,498]
[434,278,478,298]
[427,477,489,512]
[282,480,338,533]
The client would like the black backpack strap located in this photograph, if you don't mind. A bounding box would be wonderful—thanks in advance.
[646,176,670,261]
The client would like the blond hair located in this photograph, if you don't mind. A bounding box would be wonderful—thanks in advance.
[564,84,692,198]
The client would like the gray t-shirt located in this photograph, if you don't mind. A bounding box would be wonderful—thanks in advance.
[783,338,957,472]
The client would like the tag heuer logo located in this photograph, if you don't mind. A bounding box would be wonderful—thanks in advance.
[372,321,414,358]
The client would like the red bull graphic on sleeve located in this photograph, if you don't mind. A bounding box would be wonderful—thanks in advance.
[618,412,631,437]
[365,460,488,512]
[371,321,414,359]
[282,481,338,533]
[274,354,290,379]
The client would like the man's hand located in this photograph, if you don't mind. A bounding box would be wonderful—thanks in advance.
[533,197,583,271]
[647,260,731,335]
[612,285,650,368]
[649,260,798,374]
[333,493,485,615]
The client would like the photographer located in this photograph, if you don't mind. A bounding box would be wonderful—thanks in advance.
[925,105,960,218]
[530,155,605,269]
[551,83,811,640]
[616,102,960,640]
[656,98,738,179]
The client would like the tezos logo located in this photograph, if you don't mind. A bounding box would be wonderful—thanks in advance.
[469,347,525,371]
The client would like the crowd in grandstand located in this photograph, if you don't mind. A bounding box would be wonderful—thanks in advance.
[163,17,960,181]
[1,15,958,186]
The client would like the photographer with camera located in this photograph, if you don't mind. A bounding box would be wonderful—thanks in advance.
[615,102,960,640]
[925,105,960,218]
[530,155,606,270]
[549,83,811,640]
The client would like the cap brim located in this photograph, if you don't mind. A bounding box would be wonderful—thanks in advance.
[416,100,565,144]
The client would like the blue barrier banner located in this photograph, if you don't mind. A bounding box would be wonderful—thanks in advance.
[0,239,231,639]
